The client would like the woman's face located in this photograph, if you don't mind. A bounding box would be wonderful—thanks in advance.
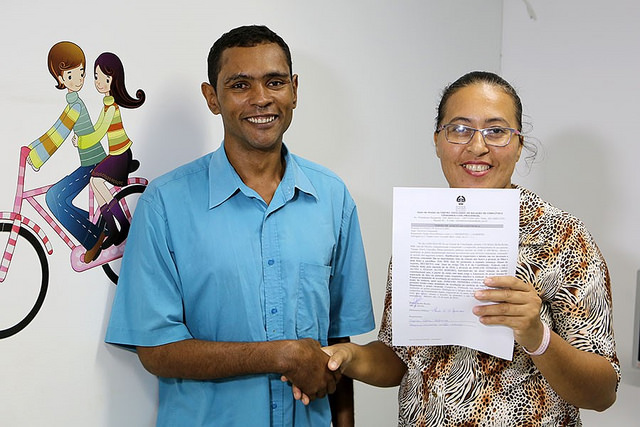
[434,83,523,189]
[94,66,111,95]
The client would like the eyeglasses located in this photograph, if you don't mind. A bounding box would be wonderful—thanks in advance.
[436,123,521,147]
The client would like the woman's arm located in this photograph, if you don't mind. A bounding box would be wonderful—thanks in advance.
[323,340,407,387]
[289,340,406,407]
[474,276,617,411]
[530,331,617,411]
[76,105,115,148]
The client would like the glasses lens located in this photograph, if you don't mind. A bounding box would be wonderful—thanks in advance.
[445,124,474,144]
[482,127,512,146]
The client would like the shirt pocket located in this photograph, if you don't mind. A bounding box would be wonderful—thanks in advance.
[296,262,331,345]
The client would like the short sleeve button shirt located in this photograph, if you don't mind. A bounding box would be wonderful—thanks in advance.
[106,143,375,427]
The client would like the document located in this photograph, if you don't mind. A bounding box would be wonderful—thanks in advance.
[392,187,520,360]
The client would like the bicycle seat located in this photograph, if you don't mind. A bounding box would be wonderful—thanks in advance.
[128,159,140,173]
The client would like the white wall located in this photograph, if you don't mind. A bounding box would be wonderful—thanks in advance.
[5,1,634,425]
[0,1,502,425]
[501,0,640,424]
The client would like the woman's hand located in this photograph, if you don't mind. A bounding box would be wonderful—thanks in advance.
[473,276,544,352]
[323,343,357,374]
[474,276,618,410]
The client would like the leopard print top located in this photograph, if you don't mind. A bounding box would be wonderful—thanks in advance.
[378,186,620,426]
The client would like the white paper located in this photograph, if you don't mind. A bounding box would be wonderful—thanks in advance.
[392,187,520,360]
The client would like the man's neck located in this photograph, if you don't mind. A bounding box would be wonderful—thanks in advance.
[225,143,285,205]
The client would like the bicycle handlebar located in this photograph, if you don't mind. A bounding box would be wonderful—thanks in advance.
[20,146,40,172]
[20,146,30,164]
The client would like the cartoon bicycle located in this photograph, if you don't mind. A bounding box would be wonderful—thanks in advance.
[0,146,147,339]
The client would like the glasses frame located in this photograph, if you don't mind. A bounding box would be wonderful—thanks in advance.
[436,123,522,147]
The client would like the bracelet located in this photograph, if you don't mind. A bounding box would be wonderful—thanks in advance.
[523,322,550,356]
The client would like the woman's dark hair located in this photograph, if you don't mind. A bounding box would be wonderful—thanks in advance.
[435,71,523,131]
[95,52,145,109]
[207,25,292,91]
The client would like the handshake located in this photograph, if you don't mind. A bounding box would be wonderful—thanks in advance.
[279,338,353,405]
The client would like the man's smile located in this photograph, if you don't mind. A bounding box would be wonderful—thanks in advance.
[247,115,277,124]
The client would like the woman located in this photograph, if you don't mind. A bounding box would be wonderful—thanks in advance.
[317,72,620,426]
[80,52,145,262]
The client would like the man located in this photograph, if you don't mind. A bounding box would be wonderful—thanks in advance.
[27,41,107,261]
[106,25,374,426]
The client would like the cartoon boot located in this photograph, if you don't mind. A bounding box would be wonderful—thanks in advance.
[100,197,130,250]
[83,228,107,264]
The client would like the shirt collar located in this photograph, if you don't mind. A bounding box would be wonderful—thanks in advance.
[208,142,318,209]
[66,91,79,104]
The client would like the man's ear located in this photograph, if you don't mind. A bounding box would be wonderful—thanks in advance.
[291,74,299,108]
[201,82,221,115]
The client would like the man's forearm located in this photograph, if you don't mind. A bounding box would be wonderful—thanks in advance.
[137,337,339,400]
[137,339,289,379]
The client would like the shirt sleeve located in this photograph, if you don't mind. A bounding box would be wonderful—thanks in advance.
[77,105,115,148]
[549,219,620,384]
[28,103,80,168]
[327,197,375,339]
[105,187,193,348]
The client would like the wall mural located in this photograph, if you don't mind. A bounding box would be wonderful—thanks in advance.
[0,41,147,339]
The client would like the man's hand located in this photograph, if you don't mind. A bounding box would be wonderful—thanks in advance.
[25,154,39,172]
[72,134,78,147]
[286,342,353,405]
[279,338,341,403]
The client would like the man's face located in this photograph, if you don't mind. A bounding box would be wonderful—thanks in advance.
[57,64,85,93]
[201,43,298,153]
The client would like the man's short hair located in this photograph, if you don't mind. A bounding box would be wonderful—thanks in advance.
[207,25,293,91]
[48,41,85,90]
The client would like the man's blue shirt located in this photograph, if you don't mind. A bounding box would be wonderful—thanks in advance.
[105,143,375,426]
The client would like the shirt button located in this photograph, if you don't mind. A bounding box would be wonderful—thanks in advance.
[272,402,277,409]
[271,308,278,314]
[268,259,275,266]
